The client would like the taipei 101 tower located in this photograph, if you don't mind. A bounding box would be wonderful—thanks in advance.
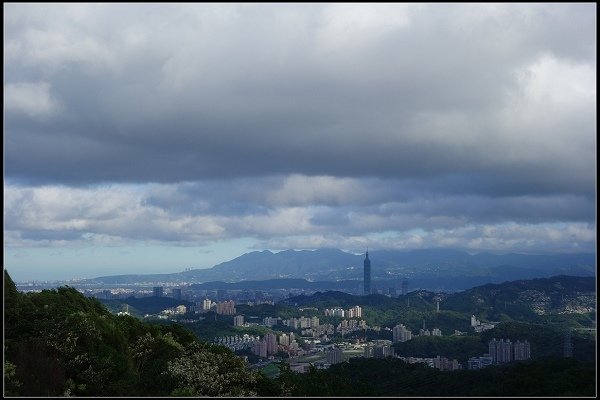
[364,249,371,295]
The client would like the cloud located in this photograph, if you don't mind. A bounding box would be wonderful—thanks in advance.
[3,4,595,196]
[3,4,596,263]
[4,178,595,254]
[4,81,62,117]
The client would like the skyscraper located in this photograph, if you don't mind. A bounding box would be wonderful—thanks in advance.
[364,249,371,295]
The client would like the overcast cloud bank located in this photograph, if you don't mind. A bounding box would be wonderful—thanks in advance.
[4,3,596,279]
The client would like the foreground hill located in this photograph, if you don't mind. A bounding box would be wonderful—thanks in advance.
[83,248,595,289]
[3,270,265,397]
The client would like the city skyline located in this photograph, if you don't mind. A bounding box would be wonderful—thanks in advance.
[4,3,596,281]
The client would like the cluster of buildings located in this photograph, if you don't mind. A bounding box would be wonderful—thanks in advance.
[392,323,443,343]
[397,356,462,371]
[250,332,302,358]
[470,315,497,333]
[489,338,531,364]
[364,340,395,359]
[185,298,239,315]
[258,314,369,340]
[214,334,261,351]
[156,304,187,318]
[337,318,367,336]
[467,338,531,369]
[323,305,362,318]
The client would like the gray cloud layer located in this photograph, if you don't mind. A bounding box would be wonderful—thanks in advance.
[5,4,596,191]
[4,4,596,255]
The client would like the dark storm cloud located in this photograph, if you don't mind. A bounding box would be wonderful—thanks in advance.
[4,3,596,197]
[3,4,596,255]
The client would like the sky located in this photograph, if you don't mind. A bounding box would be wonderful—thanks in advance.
[3,3,597,281]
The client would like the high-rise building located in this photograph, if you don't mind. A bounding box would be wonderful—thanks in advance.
[514,340,531,361]
[347,305,362,318]
[374,344,394,359]
[393,324,412,342]
[216,300,236,315]
[401,279,408,296]
[364,250,371,295]
[279,333,290,346]
[324,308,345,317]
[489,338,513,364]
[171,288,182,301]
[234,315,244,326]
[265,333,278,356]
[153,286,164,297]
[327,347,343,365]
[252,340,267,358]
[202,298,213,311]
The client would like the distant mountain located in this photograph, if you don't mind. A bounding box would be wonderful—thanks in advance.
[84,248,595,288]
[189,278,362,291]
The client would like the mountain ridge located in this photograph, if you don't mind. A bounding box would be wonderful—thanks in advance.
[84,248,595,288]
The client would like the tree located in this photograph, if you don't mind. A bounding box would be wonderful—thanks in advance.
[166,342,260,396]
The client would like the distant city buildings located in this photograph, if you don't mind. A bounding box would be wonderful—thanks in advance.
[393,324,412,343]
[433,356,462,371]
[347,305,362,318]
[467,356,494,370]
[324,305,362,319]
[326,347,343,365]
[152,286,164,297]
[471,315,496,332]
[202,298,214,311]
[488,338,531,364]
[171,288,182,300]
[265,333,278,355]
[513,340,531,361]
[364,340,394,359]
[279,333,291,346]
[216,300,236,315]
[262,316,280,327]
[234,315,244,326]
[324,307,345,317]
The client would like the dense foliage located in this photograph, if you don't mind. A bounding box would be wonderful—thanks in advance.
[393,335,487,363]
[275,357,596,396]
[3,271,263,396]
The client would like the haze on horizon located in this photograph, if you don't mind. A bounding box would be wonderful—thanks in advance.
[4,3,596,281]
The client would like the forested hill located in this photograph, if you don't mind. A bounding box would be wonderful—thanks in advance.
[280,275,596,327]
[3,270,270,397]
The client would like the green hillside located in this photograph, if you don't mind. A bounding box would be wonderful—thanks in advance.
[281,275,596,332]
[3,270,266,397]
